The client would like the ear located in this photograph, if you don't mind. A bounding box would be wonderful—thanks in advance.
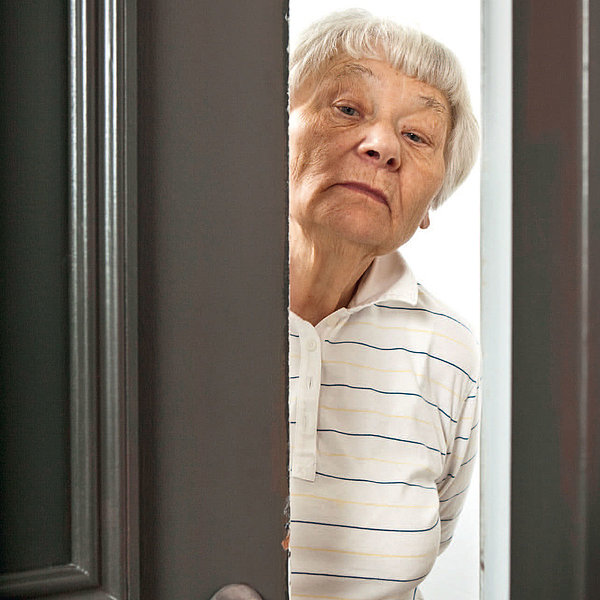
[419,212,430,230]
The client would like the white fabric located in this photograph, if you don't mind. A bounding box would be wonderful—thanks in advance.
[288,250,480,600]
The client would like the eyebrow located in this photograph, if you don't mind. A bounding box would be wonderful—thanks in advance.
[334,63,376,80]
[418,94,448,114]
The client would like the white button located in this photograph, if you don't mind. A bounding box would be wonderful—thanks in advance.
[307,339,318,351]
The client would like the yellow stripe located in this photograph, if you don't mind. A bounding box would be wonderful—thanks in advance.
[290,545,433,559]
[323,360,414,375]
[320,404,432,426]
[291,594,356,600]
[351,319,470,349]
[321,360,461,400]
[291,492,436,509]
[289,446,436,474]
[317,450,436,475]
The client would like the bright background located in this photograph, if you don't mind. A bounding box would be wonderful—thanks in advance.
[289,2,481,598]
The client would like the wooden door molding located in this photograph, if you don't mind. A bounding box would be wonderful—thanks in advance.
[511,0,600,597]
[0,0,138,597]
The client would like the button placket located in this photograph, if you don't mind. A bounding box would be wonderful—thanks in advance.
[288,330,299,475]
[292,323,322,481]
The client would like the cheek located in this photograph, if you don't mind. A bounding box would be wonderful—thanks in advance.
[289,128,333,184]
[416,156,446,197]
[429,161,446,195]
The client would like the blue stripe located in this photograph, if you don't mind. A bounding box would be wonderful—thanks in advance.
[439,488,468,502]
[291,571,427,584]
[289,421,297,424]
[316,471,435,489]
[413,588,417,600]
[317,428,446,456]
[440,536,454,544]
[324,339,476,383]
[321,382,457,423]
[471,421,480,431]
[461,454,477,467]
[466,394,477,400]
[289,375,299,380]
[289,333,299,338]
[291,517,439,533]
[373,303,472,332]
[454,435,470,441]
[439,455,477,483]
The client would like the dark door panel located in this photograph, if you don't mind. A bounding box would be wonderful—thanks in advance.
[137,1,289,598]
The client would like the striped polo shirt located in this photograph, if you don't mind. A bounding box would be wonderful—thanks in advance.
[288,250,480,600]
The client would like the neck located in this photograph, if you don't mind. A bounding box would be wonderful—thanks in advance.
[289,222,375,326]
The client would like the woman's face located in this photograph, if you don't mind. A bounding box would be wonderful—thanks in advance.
[289,57,450,255]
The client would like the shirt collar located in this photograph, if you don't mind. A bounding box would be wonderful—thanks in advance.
[347,250,418,310]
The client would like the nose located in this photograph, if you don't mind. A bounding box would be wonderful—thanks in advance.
[358,122,400,170]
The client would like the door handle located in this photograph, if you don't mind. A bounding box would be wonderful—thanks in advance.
[209,584,263,600]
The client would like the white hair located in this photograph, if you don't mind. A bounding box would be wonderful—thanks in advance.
[289,9,479,209]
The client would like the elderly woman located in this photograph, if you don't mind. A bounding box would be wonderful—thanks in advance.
[286,9,480,600]
[211,9,479,600]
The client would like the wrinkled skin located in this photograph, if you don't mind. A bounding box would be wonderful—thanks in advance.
[288,56,451,325]
[289,57,450,256]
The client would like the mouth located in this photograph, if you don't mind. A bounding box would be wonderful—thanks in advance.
[336,182,389,207]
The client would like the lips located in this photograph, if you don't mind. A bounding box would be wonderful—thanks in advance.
[337,182,389,207]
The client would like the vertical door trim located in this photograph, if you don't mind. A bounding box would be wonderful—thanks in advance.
[0,0,138,598]
[480,1,513,599]
[70,0,99,587]
[97,0,138,597]
[509,0,600,597]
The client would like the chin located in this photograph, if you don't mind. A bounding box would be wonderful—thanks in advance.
[327,220,396,252]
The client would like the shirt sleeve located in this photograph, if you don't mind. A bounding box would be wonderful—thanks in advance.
[436,380,480,554]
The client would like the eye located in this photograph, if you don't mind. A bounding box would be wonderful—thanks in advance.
[403,131,425,144]
[337,105,359,117]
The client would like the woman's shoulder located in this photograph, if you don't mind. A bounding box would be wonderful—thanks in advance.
[413,282,480,382]
[365,280,480,389]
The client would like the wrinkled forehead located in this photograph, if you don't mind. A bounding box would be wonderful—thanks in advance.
[292,54,449,116]
[291,52,370,104]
